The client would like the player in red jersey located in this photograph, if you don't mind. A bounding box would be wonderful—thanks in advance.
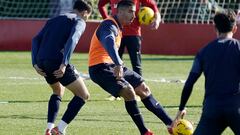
[98,0,161,76]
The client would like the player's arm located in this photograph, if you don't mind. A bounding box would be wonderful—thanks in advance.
[142,0,161,29]
[62,19,86,66]
[31,21,48,77]
[96,20,123,79]
[54,19,86,78]
[96,20,123,66]
[98,0,110,19]
[31,21,48,66]
[179,54,203,111]
[173,54,202,125]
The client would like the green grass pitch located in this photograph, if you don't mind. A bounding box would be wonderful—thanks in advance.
[0,52,233,135]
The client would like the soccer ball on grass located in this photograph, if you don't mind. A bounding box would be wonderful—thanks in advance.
[173,119,194,135]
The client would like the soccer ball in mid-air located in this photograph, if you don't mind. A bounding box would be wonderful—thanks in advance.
[138,7,154,25]
[173,119,194,135]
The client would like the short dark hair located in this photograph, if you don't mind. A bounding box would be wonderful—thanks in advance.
[214,9,236,33]
[117,0,135,9]
[73,0,92,13]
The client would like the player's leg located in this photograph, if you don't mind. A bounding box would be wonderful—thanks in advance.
[39,60,66,134]
[89,64,151,135]
[194,106,227,135]
[228,112,240,134]
[119,85,151,135]
[135,83,172,126]
[227,96,240,134]
[45,82,65,135]
[52,65,89,135]
[125,36,142,76]
[123,69,172,132]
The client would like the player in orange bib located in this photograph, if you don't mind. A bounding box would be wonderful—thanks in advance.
[88,1,172,135]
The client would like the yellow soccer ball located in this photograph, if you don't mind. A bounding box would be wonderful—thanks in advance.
[138,7,154,25]
[173,119,194,135]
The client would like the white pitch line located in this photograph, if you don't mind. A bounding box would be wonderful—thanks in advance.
[0,101,9,104]
[0,76,186,84]
[145,78,186,83]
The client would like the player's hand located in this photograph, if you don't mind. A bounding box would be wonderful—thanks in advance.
[53,64,66,78]
[33,64,46,77]
[114,65,123,80]
[172,109,187,127]
[150,13,161,30]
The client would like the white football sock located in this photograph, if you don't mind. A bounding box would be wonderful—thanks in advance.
[47,123,54,130]
[58,120,68,133]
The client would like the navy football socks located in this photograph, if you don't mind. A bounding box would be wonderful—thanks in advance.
[47,94,62,123]
[125,100,148,135]
[142,94,172,125]
[62,96,85,124]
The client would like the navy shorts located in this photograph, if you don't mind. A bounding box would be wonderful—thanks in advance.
[194,94,240,135]
[89,63,144,97]
[37,60,79,86]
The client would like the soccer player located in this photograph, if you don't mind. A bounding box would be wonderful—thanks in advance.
[31,0,92,135]
[98,0,161,76]
[173,10,240,134]
[89,1,172,135]
[98,0,160,101]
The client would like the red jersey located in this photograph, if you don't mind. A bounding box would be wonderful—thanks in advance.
[98,0,159,36]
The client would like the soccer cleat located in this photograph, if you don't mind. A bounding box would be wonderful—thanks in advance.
[45,129,52,135]
[51,127,64,135]
[144,130,154,135]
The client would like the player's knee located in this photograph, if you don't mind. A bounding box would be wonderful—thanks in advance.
[80,92,90,101]
[119,85,136,101]
[53,90,64,97]
[135,82,151,98]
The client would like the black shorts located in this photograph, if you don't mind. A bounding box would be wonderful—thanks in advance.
[37,60,79,86]
[89,63,144,97]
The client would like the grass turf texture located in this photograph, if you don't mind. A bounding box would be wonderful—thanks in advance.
[0,52,233,135]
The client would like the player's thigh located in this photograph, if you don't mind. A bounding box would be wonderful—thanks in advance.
[194,109,227,135]
[134,82,151,98]
[65,77,89,100]
[123,66,143,88]
[89,64,130,97]
[59,64,79,86]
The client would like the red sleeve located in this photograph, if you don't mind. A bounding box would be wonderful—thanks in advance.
[98,0,110,19]
[141,0,159,13]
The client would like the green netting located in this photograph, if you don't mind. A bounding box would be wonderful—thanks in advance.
[0,0,239,24]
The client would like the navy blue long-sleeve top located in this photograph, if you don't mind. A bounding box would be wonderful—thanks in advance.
[179,38,240,110]
[31,13,86,66]
[95,16,123,65]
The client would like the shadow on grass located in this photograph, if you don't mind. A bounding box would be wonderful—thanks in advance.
[0,115,45,120]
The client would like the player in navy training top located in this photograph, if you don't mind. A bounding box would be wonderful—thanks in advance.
[31,0,92,135]
[89,1,173,135]
[173,9,240,134]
